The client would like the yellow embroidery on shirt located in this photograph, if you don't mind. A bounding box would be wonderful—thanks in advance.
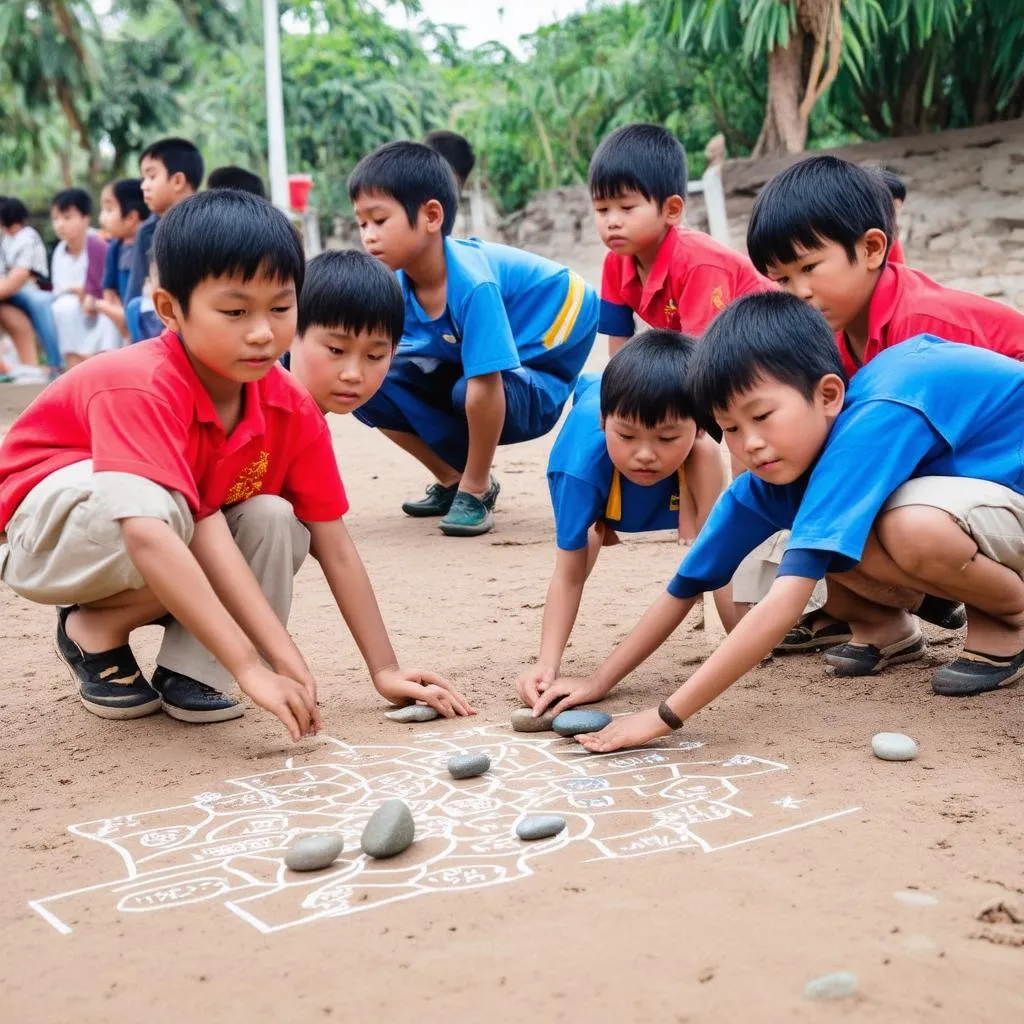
[664,298,678,320]
[670,494,680,511]
[225,450,270,504]
[442,333,458,344]
[710,286,726,312]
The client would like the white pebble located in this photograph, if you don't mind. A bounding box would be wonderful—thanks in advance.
[871,732,919,761]
[803,971,858,1001]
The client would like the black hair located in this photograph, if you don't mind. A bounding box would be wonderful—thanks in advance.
[298,249,404,345]
[878,168,906,202]
[0,197,30,228]
[689,292,846,418]
[153,190,304,315]
[52,188,92,217]
[348,141,459,236]
[207,165,266,198]
[140,136,204,190]
[423,130,475,189]
[589,123,688,205]
[110,178,149,220]
[600,329,702,429]
[747,155,894,273]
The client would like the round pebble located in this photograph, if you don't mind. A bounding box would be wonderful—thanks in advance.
[284,833,344,872]
[552,709,611,736]
[515,814,567,841]
[361,799,416,858]
[871,732,919,761]
[894,890,939,907]
[803,971,858,1001]
[385,704,440,723]
[511,708,559,733]
[448,752,491,779]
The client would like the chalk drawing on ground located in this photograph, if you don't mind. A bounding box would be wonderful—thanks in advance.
[29,724,859,935]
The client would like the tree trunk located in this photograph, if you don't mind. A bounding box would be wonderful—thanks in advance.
[752,34,808,157]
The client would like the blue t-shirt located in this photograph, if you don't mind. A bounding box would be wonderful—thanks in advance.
[101,238,134,301]
[667,335,1024,599]
[125,214,159,304]
[397,236,595,381]
[548,386,686,550]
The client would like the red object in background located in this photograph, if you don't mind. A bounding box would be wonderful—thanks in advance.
[288,174,314,213]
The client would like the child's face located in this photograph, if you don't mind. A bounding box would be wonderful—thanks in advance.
[602,413,698,486]
[98,186,131,239]
[763,233,887,334]
[353,190,437,271]
[155,270,297,385]
[140,156,185,215]
[592,189,681,259]
[290,325,393,415]
[715,375,844,485]
[51,205,89,248]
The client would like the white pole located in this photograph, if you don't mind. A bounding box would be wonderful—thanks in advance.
[263,0,289,210]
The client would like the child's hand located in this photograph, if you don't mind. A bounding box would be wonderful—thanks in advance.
[81,293,97,314]
[515,662,556,708]
[375,667,476,718]
[532,674,609,716]
[237,663,321,741]
[575,708,671,753]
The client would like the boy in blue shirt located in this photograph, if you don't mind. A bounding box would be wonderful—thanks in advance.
[348,141,599,537]
[94,178,149,337]
[516,329,732,704]
[525,292,1024,752]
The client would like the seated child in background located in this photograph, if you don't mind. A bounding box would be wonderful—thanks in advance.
[207,165,267,198]
[878,168,906,264]
[423,130,475,191]
[516,329,733,708]
[529,293,1024,750]
[591,122,767,357]
[0,191,466,741]
[348,141,598,538]
[49,188,120,367]
[95,178,149,337]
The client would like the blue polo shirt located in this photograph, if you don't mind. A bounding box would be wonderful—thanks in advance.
[667,335,1024,598]
[548,386,686,551]
[101,238,134,301]
[397,236,595,381]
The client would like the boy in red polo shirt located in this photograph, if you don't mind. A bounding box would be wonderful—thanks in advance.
[0,191,468,740]
[590,123,767,356]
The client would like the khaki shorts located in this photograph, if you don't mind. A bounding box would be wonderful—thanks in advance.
[0,460,193,605]
[732,531,828,609]
[884,476,1024,576]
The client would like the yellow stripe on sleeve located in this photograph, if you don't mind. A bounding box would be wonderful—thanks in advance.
[543,271,587,348]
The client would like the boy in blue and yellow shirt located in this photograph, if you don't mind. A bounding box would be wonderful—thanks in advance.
[348,141,598,537]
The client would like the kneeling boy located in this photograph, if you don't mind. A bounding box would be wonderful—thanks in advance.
[517,329,732,705]
[348,141,598,537]
[527,293,1024,751]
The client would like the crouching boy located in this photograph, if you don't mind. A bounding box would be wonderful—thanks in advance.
[527,293,1024,750]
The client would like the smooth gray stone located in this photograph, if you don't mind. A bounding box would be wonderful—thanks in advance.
[361,799,416,858]
[552,709,612,736]
[871,732,919,761]
[284,833,344,872]
[803,971,858,1001]
[448,752,491,779]
[385,704,440,723]
[516,815,567,841]
[511,708,558,733]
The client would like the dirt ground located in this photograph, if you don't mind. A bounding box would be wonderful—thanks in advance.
[1,254,1022,1023]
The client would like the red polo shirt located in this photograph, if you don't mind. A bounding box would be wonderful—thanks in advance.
[599,227,769,338]
[0,330,348,530]
[838,263,1024,378]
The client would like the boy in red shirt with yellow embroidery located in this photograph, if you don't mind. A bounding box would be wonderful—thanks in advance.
[591,123,767,357]
[0,192,468,740]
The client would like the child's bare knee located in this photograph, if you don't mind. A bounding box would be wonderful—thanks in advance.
[877,505,961,576]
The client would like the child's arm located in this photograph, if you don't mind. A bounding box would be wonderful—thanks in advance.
[120,515,319,741]
[97,289,127,333]
[576,575,816,752]
[461,371,505,495]
[308,517,475,717]
[607,335,630,356]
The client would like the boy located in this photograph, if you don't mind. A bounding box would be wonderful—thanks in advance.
[747,155,1024,380]
[207,166,267,198]
[878,168,906,265]
[0,197,61,377]
[125,136,204,305]
[348,140,599,537]
[516,329,732,704]
[95,178,149,336]
[525,293,1024,752]
[49,188,119,367]
[590,123,767,357]
[0,191,467,742]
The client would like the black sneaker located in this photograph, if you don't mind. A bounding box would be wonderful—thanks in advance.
[401,481,460,518]
[917,595,968,630]
[152,666,244,723]
[56,607,162,720]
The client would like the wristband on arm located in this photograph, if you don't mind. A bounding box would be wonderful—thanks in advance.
[658,700,684,731]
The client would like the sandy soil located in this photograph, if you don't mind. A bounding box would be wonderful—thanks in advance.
[0,260,1022,1022]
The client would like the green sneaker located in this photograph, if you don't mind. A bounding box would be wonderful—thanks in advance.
[480,476,501,510]
[401,481,459,518]
[440,491,494,536]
